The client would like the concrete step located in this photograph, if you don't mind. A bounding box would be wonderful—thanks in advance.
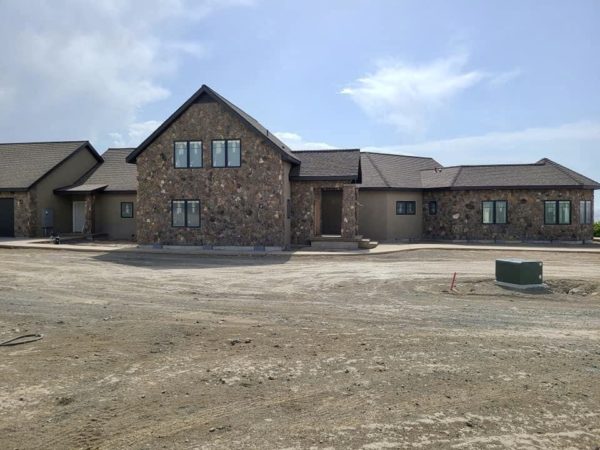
[358,239,378,249]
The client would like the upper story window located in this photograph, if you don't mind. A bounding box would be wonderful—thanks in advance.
[212,139,241,168]
[545,200,571,225]
[482,200,507,224]
[174,141,202,168]
[580,200,593,224]
[396,201,416,215]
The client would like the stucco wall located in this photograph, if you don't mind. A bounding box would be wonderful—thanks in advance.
[358,190,424,242]
[423,188,595,241]
[94,193,137,240]
[32,148,99,235]
[0,191,35,237]
[135,97,287,246]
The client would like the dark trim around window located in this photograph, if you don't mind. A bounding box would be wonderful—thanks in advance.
[580,200,593,225]
[396,201,416,215]
[173,140,203,169]
[171,199,201,228]
[120,202,134,219]
[482,200,508,224]
[428,201,437,215]
[211,139,242,168]
[544,200,571,225]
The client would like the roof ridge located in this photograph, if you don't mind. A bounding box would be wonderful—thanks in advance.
[292,148,360,153]
[0,140,88,146]
[439,162,545,169]
[360,151,435,160]
[365,152,391,188]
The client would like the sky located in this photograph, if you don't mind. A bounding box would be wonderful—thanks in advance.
[1,0,599,214]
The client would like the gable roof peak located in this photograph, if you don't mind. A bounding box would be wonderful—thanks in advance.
[126,84,300,164]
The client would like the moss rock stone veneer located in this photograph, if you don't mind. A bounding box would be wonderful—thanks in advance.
[0,191,37,237]
[422,188,594,242]
[135,97,288,247]
[290,180,359,245]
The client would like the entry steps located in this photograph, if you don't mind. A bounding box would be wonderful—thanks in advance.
[310,235,378,250]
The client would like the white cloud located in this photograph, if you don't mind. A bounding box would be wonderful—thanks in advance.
[109,120,161,148]
[363,120,600,158]
[341,54,485,134]
[0,0,253,149]
[341,54,521,135]
[274,132,337,150]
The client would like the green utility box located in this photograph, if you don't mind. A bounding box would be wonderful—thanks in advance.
[496,259,543,288]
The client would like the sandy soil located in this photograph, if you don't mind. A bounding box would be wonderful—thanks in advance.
[0,248,599,450]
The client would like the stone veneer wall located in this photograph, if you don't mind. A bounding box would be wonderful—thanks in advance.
[423,188,594,241]
[0,191,36,237]
[83,194,95,235]
[290,180,358,245]
[341,185,358,239]
[135,97,286,246]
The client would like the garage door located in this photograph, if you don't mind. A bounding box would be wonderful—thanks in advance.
[0,198,15,237]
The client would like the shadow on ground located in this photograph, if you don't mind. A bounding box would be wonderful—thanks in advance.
[92,248,293,270]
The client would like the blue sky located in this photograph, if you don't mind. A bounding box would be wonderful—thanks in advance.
[1,0,599,213]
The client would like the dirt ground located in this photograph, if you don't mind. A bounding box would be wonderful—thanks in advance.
[0,248,599,450]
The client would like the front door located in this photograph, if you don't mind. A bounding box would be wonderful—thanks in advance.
[0,198,15,237]
[321,190,343,235]
[72,201,86,233]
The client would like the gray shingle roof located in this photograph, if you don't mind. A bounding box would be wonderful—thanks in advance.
[0,141,100,190]
[359,152,442,189]
[290,149,360,180]
[59,148,138,193]
[421,158,600,189]
[127,85,300,165]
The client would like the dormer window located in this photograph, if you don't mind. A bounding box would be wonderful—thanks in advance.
[212,139,241,168]
[174,141,202,168]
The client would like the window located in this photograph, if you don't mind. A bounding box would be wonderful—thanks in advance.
[580,200,593,224]
[428,201,437,215]
[545,200,571,225]
[120,202,134,218]
[212,139,241,167]
[396,201,416,215]
[189,141,202,167]
[482,200,507,224]
[174,141,202,168]
[171,200,200,228]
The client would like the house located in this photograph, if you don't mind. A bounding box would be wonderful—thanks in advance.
[0,143,136,239]
[1,84,598,245]
[126,85,363,248]
[0,141,102,237]
[56,148,137,240]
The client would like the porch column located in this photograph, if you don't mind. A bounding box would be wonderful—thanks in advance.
[83,194,95,234]
[341,185,358,239]
[313,187,322,236]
